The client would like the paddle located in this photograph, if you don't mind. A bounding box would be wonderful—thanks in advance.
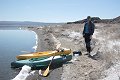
[42,54,55,77]
[42,43,61,77]
[39,43,61,77]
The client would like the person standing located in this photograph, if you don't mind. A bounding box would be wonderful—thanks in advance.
[83,16,95,54]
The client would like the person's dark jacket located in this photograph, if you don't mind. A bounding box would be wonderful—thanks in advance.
[83,21,95,35]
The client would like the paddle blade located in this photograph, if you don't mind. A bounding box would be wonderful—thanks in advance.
[43,66,49,77]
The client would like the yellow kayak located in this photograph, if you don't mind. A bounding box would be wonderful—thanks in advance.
[16,49,71,60]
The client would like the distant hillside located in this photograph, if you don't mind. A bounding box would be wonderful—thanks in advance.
[67,16,120,24]
[0,21,63,27]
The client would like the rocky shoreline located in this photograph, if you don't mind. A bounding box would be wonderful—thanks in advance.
[28,23,120,80]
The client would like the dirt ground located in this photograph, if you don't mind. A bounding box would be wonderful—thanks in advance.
[29,23,120,80]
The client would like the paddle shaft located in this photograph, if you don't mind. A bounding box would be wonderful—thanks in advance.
[42,53,56,77]
[48,54,55,67]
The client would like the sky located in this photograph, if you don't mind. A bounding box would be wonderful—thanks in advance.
[0,0,120,22]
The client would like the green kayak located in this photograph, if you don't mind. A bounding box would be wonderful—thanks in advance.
[11,55,72,69]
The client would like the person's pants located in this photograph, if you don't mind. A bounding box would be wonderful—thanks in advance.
[84,34,91,53]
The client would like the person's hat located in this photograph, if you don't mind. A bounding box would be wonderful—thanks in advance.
[87,16,91,20]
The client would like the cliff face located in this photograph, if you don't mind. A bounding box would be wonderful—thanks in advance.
[67,16,120,24]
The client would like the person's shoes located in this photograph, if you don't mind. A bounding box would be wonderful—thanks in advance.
[88,53,92,57]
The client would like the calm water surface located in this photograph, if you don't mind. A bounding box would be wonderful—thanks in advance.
[0,28,36,80]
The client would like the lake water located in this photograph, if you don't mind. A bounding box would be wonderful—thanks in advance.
[0,27,36,80]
